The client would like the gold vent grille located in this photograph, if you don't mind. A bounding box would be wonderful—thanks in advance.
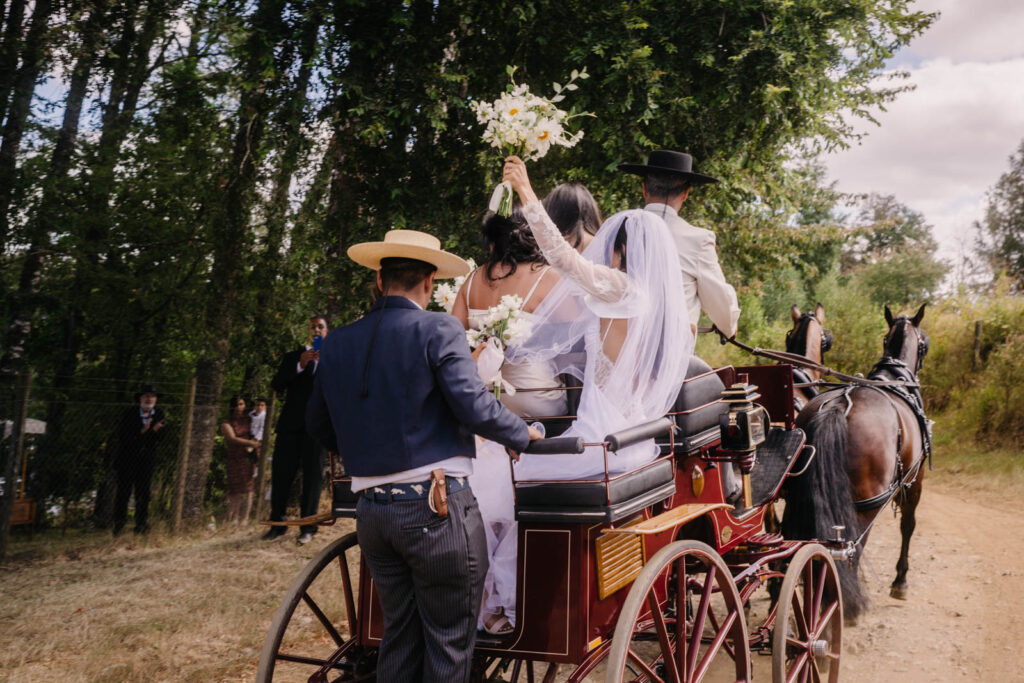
[595,523,645,600]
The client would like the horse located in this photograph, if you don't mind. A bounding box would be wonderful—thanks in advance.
[781,304,930,623]
[785,303,833,410]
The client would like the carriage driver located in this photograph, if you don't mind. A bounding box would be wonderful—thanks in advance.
[619,149,740,339]
[620,149,743,500]
[306,230,542,682]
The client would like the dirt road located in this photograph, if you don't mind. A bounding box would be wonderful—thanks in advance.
[834,480,1024,682]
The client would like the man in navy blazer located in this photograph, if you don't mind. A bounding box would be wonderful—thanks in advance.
[307,230,540,683]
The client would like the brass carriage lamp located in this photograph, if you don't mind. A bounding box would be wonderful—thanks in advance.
[719,382,768,508]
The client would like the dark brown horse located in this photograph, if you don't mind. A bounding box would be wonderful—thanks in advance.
[782,304,930,622]
[785,303,833,410]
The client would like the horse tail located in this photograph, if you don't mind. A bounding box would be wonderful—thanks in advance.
[783,398,868,620]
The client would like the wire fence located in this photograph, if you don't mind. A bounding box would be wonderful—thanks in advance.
[0,372,303,535]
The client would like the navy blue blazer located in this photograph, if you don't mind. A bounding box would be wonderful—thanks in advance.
[306,296,530,477]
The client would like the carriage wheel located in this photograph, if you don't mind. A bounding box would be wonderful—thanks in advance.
[605,540,751,683]
[771,543,842,683]
[256,532,376,682]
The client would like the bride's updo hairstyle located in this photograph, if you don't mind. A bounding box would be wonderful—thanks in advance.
[482,203,546,281]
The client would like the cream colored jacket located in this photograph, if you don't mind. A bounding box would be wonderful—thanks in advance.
[644,203,740,337]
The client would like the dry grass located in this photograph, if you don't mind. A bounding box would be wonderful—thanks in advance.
[0,520,355,682]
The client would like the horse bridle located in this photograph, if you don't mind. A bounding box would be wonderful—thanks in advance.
[785,312,834,358]
[883,316,928,375]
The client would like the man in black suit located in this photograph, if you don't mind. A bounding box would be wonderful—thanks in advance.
[307,230,540,682]
[262,315,329,544]
[112,384,166,535]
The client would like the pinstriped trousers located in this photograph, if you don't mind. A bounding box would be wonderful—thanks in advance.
[356,487,487,682]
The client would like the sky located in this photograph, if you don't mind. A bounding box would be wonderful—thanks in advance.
[822,0,1024,268]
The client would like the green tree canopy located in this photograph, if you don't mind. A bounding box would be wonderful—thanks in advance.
[976,138,1024,291]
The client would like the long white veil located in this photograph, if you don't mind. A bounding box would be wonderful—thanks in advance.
[508,209,694,476]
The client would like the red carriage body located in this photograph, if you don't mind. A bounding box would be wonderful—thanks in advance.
[258,361,845,682]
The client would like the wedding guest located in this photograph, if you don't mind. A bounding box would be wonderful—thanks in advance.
[306,230,540,681]
[112,384,166,535]
[249,396,267,441]
[542,182,602,252]
[222,395,261,525]
[451,206,566,634]
[263,315,329,545]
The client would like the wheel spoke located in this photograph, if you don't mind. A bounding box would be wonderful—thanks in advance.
[675,558,687,679]
[808,601,839,642]
[300,590,345,646]
[626,646,664,681]
[685,564,714,677]
[336,554,358,639]
[647,590,681,683]
[789,589,809,640]
[811,561,826,623]
[692,608,738,681]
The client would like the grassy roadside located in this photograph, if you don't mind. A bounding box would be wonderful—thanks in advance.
[0,521,356,682]
[928,409,1024,499]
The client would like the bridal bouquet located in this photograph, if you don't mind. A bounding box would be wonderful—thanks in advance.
[466,294,533,399]
[432,258,476,313]
[471,66,589,216]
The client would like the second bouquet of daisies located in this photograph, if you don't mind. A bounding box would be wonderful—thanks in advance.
[471,66,590,216]
[466,294,534,400]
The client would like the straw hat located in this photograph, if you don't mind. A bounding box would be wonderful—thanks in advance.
[347,230,470,279]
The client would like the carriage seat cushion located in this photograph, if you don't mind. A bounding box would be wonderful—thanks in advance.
[673,357,728,436]
[514,458,675,523]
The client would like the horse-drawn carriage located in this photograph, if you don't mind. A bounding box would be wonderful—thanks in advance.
[256,348,857,682]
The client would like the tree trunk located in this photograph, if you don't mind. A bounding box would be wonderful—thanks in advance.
[179,0,292,523]
[0,0,52,256]
[0,0,27,120]
[241,0,323,391]
[2,0,107,373]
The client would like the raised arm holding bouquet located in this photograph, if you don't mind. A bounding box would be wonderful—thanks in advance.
[471,67,589,216]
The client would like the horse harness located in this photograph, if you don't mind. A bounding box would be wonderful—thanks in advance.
[817,355,932,514]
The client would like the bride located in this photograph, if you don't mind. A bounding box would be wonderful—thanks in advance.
[503,155,694,480]
[453,205,566,635]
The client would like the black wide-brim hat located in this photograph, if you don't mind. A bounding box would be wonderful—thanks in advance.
[618,149,719,185]
[134,384,161,400]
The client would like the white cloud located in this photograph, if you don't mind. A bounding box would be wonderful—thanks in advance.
[899,0,1024,65]
[824,57,1024,262]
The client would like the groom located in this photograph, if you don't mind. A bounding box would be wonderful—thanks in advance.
[306,230,540,682]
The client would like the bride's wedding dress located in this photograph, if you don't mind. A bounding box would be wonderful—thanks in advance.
[465,267,566,631]
[510,201,693,479]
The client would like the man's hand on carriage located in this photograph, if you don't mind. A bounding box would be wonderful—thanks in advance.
[503,156,538,205]
[508,424,544,462]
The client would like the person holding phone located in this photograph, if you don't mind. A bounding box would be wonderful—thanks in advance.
[262,315,330,545]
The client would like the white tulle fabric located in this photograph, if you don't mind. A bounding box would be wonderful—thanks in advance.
[466,272,566,628]
[508,203,694,479]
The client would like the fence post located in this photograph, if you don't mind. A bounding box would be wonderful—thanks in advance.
[972,320,982,370]
[254,394,275,521]
[172,376,197,534]
[1,367,31,563]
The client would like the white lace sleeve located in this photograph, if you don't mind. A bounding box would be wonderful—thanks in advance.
[522,201,628,303]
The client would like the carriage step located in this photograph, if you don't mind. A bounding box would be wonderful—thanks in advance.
[745,532,784,547]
